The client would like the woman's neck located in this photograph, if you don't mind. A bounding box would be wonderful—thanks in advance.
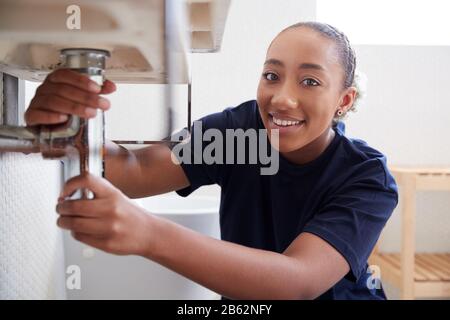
[281,126,335,165]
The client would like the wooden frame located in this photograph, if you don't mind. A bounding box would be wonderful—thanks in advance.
[369,166,450,299]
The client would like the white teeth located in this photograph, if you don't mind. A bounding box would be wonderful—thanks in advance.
[272,116,303,127]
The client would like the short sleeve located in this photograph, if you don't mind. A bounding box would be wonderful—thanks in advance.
[172,111,230,197]
[302,159,398,281]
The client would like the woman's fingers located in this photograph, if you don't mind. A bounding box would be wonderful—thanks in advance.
[24,68,116,127]
[101,79,117,94]
[29,94,99,120]
[56,198,110,218]
[24,109,69,126]
[57,216,114,236]
[47,68,101,93]
[59,173,117,200]
[36,82,111,110]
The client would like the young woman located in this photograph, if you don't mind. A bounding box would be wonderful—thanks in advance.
[25,22,398,300]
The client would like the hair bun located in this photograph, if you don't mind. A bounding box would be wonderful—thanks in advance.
[350,69,368,114]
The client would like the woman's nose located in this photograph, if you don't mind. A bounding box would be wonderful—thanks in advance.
[271,83,299,110]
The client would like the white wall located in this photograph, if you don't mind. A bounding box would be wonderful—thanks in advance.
[317,0,450,46]
[347,45,450,252]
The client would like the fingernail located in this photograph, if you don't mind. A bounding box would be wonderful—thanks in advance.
[59,114,69,122]
[85,108,97,118]
[89,82,101,93]
[98,98,110,109]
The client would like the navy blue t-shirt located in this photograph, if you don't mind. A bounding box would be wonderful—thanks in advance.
[174,100,398,300]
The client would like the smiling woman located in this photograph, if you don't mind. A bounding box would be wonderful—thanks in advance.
[171,22,397,300]
[25,21,398,300]
[257,22,357,164]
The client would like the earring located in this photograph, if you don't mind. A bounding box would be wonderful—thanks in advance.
[336,109,344,116]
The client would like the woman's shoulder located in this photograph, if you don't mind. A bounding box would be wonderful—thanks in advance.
[334,122,385,163]
[335,130,396,191]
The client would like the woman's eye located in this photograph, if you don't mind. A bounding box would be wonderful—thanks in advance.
[263,72,278,81]
[302,78,319,86]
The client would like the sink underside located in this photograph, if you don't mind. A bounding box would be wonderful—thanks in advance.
[0,0,230,83]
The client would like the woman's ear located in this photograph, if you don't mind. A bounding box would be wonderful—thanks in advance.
[337,86,357,113]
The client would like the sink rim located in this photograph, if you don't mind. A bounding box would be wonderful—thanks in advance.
[137,194,220,215]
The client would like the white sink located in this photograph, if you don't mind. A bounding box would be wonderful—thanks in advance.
[63,193,221,299]
[0,0,231,83]
[139,194,219,214]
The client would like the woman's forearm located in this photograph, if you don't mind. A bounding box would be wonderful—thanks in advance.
[143,214,309,300]
[104,140,189,198]
[104,140,143,197]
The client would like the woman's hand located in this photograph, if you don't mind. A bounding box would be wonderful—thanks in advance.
[56,173,153,256]
[25,68,116,126]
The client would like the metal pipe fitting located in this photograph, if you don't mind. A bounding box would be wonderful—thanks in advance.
[0,48,110,199]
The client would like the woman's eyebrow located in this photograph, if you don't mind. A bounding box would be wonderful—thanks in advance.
[264,59,326,71]
[264,58,284,67]
[299,63,326,71]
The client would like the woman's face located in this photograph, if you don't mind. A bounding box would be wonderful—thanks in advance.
[257,27,355,155]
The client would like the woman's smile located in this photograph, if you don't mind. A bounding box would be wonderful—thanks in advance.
[267,112,306,135]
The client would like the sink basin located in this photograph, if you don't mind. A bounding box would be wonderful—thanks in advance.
[63,193,221,299]
[138,194,219,214]
[0,0,231,83]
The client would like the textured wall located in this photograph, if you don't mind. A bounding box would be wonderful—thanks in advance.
[0,152,66,299]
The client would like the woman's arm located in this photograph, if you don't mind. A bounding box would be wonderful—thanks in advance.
[143,215,350,300]
[57,174,349,300]
[56,172,349,300]
[104,140,189,198]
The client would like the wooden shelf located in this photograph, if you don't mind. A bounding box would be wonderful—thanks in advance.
[391,166,450,191]
[389,166,450,175]
[371,166,450,299]
[370,253,450,298]
[371,253,450,282]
